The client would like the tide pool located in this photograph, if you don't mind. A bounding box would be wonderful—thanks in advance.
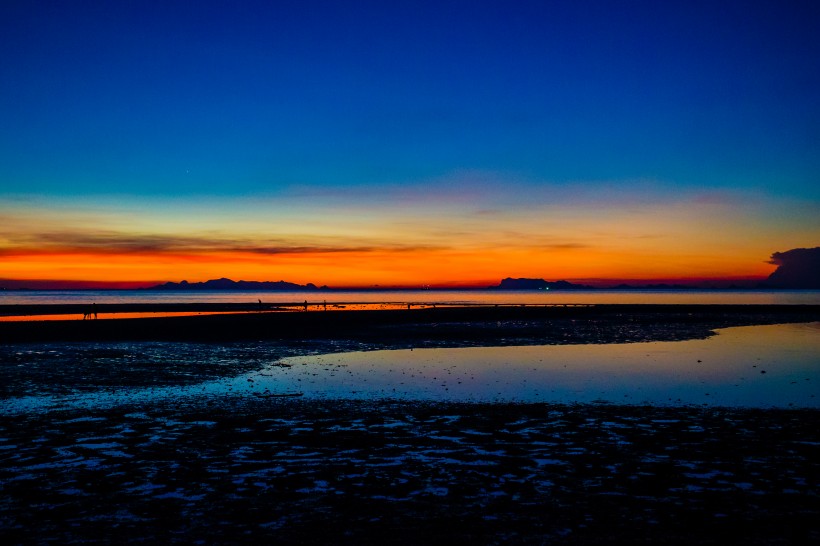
[3,322,817,413]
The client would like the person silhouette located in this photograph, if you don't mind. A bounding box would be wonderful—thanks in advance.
[304,300,308,311]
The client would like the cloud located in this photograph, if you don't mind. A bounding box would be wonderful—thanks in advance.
[542,243,590,250]
[0,229,445,256]
[231,244,443,255]
[765,247,820,288]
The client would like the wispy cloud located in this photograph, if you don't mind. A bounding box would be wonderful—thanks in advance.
[0,229,446,256]
[542,243,590,250]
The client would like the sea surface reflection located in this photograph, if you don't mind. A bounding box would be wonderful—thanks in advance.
[251,322,819,407]
[3,322,818,413]
[3,288,820,306]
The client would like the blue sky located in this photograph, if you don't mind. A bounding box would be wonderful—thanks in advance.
[1,1,818,285]
[3,0,818,196]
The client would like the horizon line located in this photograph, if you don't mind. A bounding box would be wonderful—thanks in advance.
[0,276,772,291]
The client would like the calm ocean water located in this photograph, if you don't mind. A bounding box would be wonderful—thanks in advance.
[2,288,820,306]
[4,322,818,411]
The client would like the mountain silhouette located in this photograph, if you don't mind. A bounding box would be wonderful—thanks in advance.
[150,278,324,291]
[489,278,592,290]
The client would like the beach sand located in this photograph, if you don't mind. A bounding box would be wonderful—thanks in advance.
[1,398,818,545]
[2,305,819,544]
[2,303,819,344]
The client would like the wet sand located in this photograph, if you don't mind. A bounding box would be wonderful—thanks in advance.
[0,302,434,322]
[2,304,819,544]
[1,398,818,545]
[1,303,819,344]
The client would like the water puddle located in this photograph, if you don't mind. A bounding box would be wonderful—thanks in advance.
[233,322,819,407]
[2,322,818,413]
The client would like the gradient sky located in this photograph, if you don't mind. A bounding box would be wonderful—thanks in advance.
[1,0,819,287]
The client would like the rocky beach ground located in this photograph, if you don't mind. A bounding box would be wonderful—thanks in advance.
[2,305,819,544]
[2,398,819,545]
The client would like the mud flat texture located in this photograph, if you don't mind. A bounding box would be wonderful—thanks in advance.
[1,304,819,344]
[1,398,819,545]
[2,306,819,544]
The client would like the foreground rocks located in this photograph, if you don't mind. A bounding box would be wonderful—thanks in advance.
[2,399,818,545]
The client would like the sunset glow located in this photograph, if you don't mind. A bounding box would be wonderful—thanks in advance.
[2,186,813,288]
[1,1,818,288]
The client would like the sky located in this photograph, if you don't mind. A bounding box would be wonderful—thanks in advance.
[1,0,819,288]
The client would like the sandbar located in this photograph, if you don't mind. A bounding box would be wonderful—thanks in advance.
[1,303,818,344]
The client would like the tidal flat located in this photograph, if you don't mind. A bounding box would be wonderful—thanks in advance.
[1,305,819,544]
[2,399,819,545]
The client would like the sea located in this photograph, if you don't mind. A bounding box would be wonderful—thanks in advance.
[2,288,820,306]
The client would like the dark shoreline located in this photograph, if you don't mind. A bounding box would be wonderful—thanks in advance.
[2,303,819,344]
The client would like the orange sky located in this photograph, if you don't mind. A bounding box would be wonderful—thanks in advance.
[2,182,816,288]
[2,3,819,290]
[0,247,777,289]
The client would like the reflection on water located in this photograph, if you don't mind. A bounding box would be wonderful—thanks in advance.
[3,322,818,413]
[247,322,819,407]
[2,288,820,306]
[0,303,434,321]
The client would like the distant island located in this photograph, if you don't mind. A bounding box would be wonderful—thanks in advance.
[489,278,593,290]
[149,278,327,291]
[7,245,816,291]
